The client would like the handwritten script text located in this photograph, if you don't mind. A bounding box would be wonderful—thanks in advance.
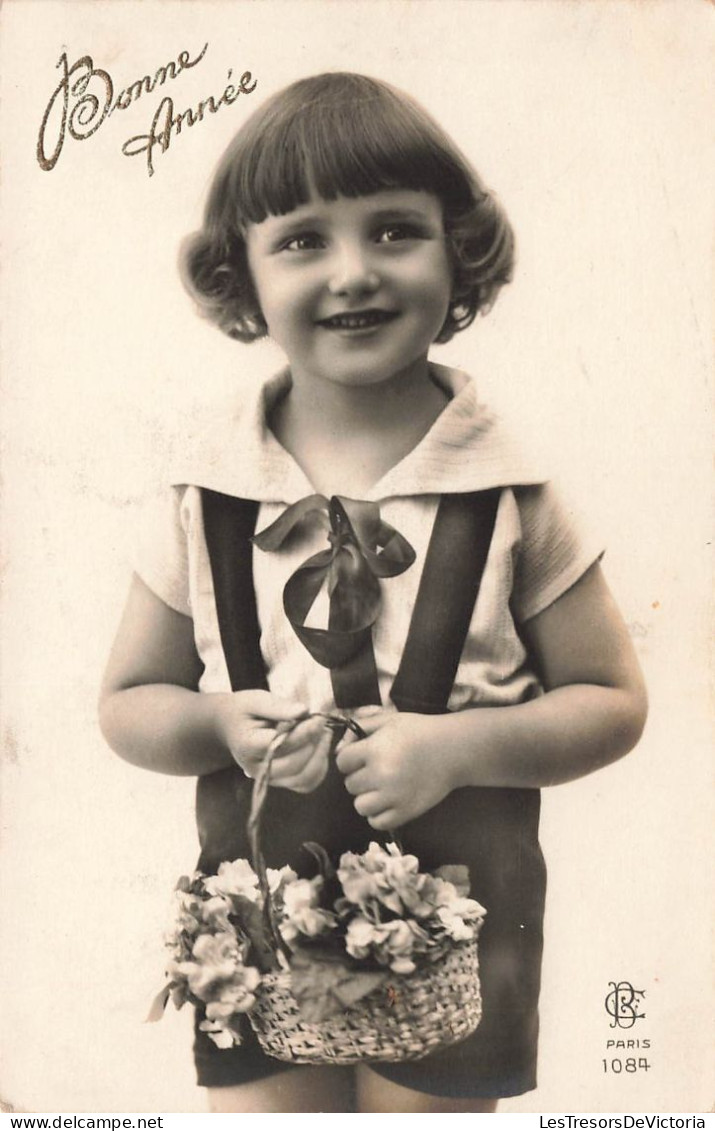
[37,44,256,176]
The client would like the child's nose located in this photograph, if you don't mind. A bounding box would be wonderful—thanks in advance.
[327,242,379,297]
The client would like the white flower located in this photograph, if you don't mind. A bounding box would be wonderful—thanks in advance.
[169,931,242,1000]
[381,919,419,973]
[165,890,204,951]
[436,905,475,942]
[204,859,259,901]
[214,965,261,1013]
[267,866,298,894]
[201,896,233,933]
[338,842,433,917]
[345,915,383,959]
[280,877,337,941]
[345,916,418,973]
[337,853,384,908]
[282,877,319,916]
[196,960,261,1048]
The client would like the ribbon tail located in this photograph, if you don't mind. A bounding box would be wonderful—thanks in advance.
[284,552,333,624]
[294,623,377,670]
[252,494,328,551]
[362,521,416,577]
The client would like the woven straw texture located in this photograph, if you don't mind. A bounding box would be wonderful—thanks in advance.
[248,939,482,1064]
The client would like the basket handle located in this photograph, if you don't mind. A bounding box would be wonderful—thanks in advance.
[246,714,393,960]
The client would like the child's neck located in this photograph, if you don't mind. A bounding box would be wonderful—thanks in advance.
[271,361,449,496]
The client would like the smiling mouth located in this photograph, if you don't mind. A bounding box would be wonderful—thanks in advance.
[317,310,398,331]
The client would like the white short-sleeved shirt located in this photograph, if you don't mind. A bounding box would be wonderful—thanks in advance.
[135,365,602,713]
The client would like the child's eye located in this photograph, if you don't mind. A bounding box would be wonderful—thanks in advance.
[280,232,324,252]
[376,224,417,244]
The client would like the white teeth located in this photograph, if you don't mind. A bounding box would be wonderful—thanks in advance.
[322,312,392,329]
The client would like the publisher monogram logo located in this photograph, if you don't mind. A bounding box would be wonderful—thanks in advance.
[605,981,646,1028]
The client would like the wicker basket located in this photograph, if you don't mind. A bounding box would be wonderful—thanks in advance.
[248,936,482,1064]
[245,723,484,1064]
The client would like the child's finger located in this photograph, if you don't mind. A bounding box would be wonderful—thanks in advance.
[275,763,328,795]
[271,739,330,794]
[275,714,329,756]
[353,790,390,818]
[335,742,367,776]
[334,727,359,752]
[352,789,402,829]
[352,701,384,719]
[269,742,314,781]
[269,723,331,777]
[242,728,280,755]
[342,767,373,796]
[366,808,400,832]
[344,708,394,737]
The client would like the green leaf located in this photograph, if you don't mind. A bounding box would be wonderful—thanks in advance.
[230,894,279,972]
[332,969,388,1010]
[289,949,387,1022]
[171,983,189,1011]
[434,864,471,896]
[146,983,172,1023]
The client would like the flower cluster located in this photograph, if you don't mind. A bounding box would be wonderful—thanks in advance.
[337,843,485,975]
[279,876,338,944]
[156,842,485,1046]
[161,863,296,1047]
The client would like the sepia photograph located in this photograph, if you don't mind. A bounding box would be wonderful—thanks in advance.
[1,0,712,1116]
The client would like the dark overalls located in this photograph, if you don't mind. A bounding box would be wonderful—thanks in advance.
[192,488,546,1099]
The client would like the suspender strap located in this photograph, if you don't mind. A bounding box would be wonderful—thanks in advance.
[390,489,501,714]
[201,489,268,693]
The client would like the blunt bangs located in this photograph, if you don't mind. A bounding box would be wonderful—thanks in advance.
[223,74,477,226]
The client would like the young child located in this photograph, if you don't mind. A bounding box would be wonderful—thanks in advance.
[99,73,647,1114]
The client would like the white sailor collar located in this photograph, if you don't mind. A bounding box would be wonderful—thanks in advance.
[169,363,548,501]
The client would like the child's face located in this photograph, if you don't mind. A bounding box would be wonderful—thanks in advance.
[244,189,453,392]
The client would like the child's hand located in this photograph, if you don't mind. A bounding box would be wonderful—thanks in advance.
[335,707,454,829]
[214,691,332,793]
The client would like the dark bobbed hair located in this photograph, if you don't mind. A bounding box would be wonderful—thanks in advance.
[181,72,515,344]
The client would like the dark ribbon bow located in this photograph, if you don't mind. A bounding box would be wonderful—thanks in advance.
[252,495,416,670]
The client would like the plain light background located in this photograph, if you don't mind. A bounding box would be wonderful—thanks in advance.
[1,0,712,1114]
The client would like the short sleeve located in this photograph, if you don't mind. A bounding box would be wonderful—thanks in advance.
[133,487,192,616]
[511,482,604,623]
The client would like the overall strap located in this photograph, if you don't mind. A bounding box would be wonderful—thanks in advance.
[391,489,501,714]
[201,489,268,693]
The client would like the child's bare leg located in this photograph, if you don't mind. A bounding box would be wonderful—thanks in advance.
[207,1065,356,1113]
[355,1065,498,1113]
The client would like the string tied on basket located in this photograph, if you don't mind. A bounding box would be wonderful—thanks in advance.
[252,495,416,671]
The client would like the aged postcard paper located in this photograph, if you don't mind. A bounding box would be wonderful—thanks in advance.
[1,0,712,1115]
